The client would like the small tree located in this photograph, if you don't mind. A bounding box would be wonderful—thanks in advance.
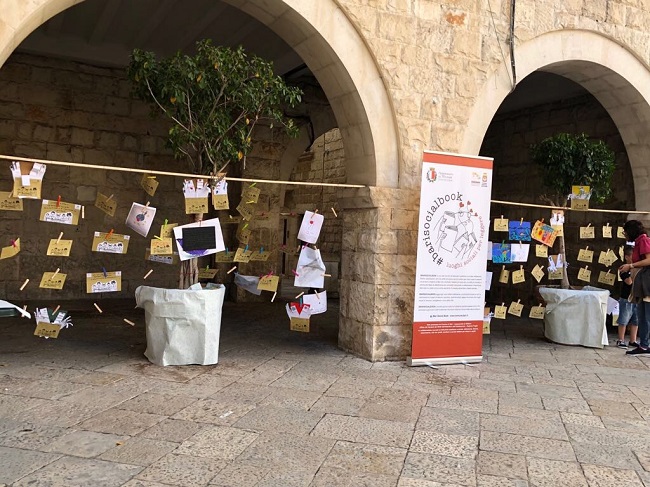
[127,40,302,288]
[531,132,615,289]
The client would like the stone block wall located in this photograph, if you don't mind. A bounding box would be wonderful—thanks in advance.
[0,53,291,302]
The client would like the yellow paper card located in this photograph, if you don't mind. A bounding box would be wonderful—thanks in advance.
[258,275,280,292]
[511,269,525,284]
[529,306,546,320]
[598,271,616,286]
[242,186,261,204]
[617,227,626,239]
[508,301,524,317]
[570,185,590,210]
[551,225,564,237]
[40,200,81,225]
[603,225,612,238]
[577,248,594,263]
[598,250,616,266]
[223,215,243,225]
[494,305,507,319]
[290,317,310,333]
[94,193,117,217]
[483,318,490,334]
[493,218,509,232]
[140,174,159,197]
[47,239,73,257]
[215,251,235,263]
[92,232,130,254]
[198,268,218,279]
[618,246,625,261]
[34,322,60,338]
[548,268,564,280]
[234,248,253,262]
[185,197,209,214]
[0,238,20,259]
[535,245,548,258]
[86,271,122,293]
[579,226,595,239]
[150,237,173,255]
[499,268,510,284]
[578,267,591,282]
[160,223,178,239]
[237,226,252,244]
[250,250,270,262]
[236,202,255,221]
[212,193,229,210]
[0,191,23,211]
[13,177,42,199]
[39,272,67,290]
[531,264,545,283]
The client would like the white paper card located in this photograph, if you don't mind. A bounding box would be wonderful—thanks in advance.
[297,211,324,244]
[294,247,326,288]
[234,273,262,295]
[302,292,327,315]
[125,202,157,237]
[511,243,530,263]
[173,218,225,262]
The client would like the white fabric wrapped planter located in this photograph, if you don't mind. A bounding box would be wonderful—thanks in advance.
[135,285,225,366]
[538,286,609,348]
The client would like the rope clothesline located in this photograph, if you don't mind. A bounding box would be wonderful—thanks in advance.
[490,199,650,215]
[1,154,647,214]
[0,154,365,189]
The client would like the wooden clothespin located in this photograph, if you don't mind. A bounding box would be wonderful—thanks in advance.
[53,305,60,315]
[102,267,108,277]
[107,229,114,239]
[19,279,29,291]
[227,266,237,274]
[271,292,277,302]
[314,209,319,214]
[56,195,61,208]
[56,232,63,244]
[587,223,592,228]
[50,268,60,280]
[81,206,85,219]
[124,319,135,326]
[106,194,114,201]
[10,239,17,248]
[295,291,305,299]
[292,269,299,277]
[520,218,524,225]
[331,207,338,218]
[143,269,153,279]
[145,201,150,207]
[93,302,103,314]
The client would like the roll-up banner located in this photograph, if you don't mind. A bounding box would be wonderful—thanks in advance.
[408,151,493,366]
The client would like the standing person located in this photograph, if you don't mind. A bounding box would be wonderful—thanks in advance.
[616,245,638,348]
[621,220,650,355]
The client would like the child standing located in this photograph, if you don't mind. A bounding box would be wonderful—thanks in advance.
[617,245,638,348]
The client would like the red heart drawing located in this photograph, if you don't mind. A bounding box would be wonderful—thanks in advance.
[467,201,471,205]
[459,202,464,207]
[309,221,314,225]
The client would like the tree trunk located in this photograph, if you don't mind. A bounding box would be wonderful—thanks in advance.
[558,233,570,289]
[178,213,203,289]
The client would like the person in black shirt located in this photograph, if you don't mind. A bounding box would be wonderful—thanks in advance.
[616,245,638,348]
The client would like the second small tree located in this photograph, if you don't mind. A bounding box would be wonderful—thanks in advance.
[530,132,615,289]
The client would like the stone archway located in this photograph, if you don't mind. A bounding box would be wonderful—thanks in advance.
[0,0,400,188]
[462,29,650,211]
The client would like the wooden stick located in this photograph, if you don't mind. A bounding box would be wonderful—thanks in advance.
[271,291,277,302]
[227,266,237,274]
[19,279,29,291]
[50,268,60,280]
[143,269,153,279]
[53,305,60,315]
[56,232,63,243]
[295,291,305,299]
[124,319,135,326]
[93,302,103,314]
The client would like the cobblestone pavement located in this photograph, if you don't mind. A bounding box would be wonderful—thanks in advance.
[1,299,650,486]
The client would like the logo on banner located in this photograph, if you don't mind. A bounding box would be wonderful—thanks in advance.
[422,194,486,268]
[426,168,437,183]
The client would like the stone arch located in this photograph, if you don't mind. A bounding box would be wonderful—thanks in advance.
[463,29,650,211]
[0,0,399,188]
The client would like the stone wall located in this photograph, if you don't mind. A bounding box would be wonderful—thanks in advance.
[0,53,293,302]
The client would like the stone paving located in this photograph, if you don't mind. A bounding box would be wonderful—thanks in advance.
[1,299,650,486]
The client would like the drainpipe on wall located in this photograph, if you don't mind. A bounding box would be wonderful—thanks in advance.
[509,0,517,92]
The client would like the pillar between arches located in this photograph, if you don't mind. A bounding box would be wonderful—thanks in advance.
[337,186,418,361]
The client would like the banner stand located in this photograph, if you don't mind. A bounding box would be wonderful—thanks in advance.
[409,151,493,367]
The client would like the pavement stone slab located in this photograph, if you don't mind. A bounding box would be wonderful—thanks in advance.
[416,406,480,435]
[573,442,642,470]
[308,395,364,415]
[410,430,478,459]
[207,462,268,486]
[479,431,575,461]
[311,413,414,448]
[480,412,568,440]
[44,430,126,458]
[320,440,407,476]
[12,455,142,487]
[0,423,69,450]
[99,436,179,466]
[209,382,274,404]
[477,451,528,480]
[135,453,226,486]
[426,392,497,414]
[476,475,529,486]
[137,418,207,443]
[561,412,605,428]
[402,452,476,486]
[172,398,255,425]
[0,446,61,485]
[259,387,322,410]
[77,408,165,435]
[117,392,198,416]
[176,425,258,460]
[310,468,398,487]
[234,405,323,435]
[582,464,644,487]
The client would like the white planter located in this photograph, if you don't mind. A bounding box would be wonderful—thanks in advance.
[135,285,225,366]
[538,286,609,348]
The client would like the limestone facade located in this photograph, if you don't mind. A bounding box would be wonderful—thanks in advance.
[2,0,650,360]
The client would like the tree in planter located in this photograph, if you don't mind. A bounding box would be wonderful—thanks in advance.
[530,132,615,289]
[127,40,302,288]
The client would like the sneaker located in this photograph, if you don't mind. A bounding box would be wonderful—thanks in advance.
[616,340,627,349]
[626,347,650,355]
[630,341,640,348]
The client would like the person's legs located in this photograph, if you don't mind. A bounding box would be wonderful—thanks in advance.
[627,301,650,354]
[617,300,633,347]
[629,304,638,345]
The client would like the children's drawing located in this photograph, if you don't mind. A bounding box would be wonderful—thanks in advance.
[508,221,531,241]
[491,243,512,264]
